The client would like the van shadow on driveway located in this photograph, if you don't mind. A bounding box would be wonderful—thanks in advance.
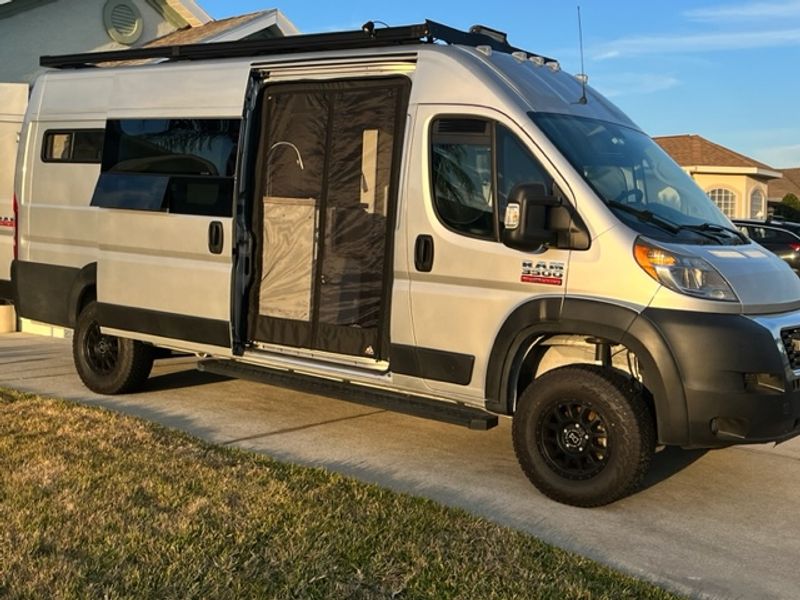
[643,446,708,489]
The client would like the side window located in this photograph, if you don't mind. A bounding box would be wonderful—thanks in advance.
[430,117,551,240]
[431,118,494,238]
[92,118,240,216]
[43,129,104,163]
[773,229,797,243]
[496,124,549,223]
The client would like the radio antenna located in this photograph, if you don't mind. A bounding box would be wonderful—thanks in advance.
[576,5,588,105]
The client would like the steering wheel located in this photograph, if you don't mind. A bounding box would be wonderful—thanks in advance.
[614,188,644,204]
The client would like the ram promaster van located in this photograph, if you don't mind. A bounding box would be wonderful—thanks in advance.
[10,21,800,507]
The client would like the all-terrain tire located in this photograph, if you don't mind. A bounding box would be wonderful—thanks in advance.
[512,364,655,507]
[72,301,154,394]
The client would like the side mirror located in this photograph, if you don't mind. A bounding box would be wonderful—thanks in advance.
[501,183,590,252]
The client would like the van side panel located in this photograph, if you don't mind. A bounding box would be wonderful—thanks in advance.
[15,64,249,338]
[96,211,233,325]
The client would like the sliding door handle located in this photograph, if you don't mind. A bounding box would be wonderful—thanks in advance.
[208,221,224,254]
[414,234,434,272]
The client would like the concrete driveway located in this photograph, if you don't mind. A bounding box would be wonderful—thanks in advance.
[2,332,799,599]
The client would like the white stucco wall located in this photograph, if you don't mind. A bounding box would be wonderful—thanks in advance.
[0,0,180,84]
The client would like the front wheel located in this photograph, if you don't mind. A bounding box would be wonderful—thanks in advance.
[72,301,154,394]
[513,364,655,507]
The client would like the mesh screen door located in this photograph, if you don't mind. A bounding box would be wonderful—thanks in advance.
[250,78,409,359]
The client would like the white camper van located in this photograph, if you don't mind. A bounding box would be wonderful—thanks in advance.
[12,22,800,506]
[0,83,28,303]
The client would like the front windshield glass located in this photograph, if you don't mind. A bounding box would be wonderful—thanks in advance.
[530,112,744,245]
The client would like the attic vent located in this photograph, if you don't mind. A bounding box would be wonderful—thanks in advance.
[103,0,143,45]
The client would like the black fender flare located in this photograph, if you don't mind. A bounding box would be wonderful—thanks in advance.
[66,262,97,327]
[484,297,690,446]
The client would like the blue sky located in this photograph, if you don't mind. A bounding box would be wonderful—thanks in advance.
[202,0,800,168]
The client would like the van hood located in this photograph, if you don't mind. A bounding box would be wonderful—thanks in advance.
[676,243,800,314]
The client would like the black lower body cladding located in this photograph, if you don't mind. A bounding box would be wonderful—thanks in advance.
[639,307,800,448]
[0,279,12,302]
[11,260,81,326]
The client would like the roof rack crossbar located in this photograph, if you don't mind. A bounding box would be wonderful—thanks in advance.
[39,20,553,69]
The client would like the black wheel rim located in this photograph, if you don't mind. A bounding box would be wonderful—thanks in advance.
[83,321,120,376]
[538,400,610,480]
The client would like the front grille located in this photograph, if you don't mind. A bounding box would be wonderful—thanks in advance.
[781,327,800,370]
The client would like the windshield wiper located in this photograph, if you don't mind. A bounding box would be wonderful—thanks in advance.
[606,201,680,234]
[606,201,730,243]
[677,223,747,244]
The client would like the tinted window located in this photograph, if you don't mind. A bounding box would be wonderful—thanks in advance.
[748,227,798,243]
[430,118,550,240]
[43,129,104,163]
[93,118,240,216]
[103,119,239,176]
[431,118,494,238]
[497,125,549,222]
[769,229,798,243]
[531,113,743,245]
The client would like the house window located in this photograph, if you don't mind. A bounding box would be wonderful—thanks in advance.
[750,188,765,220]
[708,188,736,217]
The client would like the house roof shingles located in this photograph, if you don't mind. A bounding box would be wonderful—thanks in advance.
[769,168,800,199]
[143,11,267,47]
[653,134,775,171]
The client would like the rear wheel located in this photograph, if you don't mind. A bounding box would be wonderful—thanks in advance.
[513,364,655,507]
[72,301,153,394]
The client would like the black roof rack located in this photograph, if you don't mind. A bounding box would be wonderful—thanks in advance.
[40,19,554,69]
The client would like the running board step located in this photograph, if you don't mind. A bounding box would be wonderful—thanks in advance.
[197,359,498,431]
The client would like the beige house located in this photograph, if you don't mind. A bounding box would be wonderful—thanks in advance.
[655,134,782,220]
[0,1,298,85]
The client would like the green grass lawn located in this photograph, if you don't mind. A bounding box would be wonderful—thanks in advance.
[0,388,680,599]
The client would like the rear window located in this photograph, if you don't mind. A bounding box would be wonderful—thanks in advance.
[42,129,104,163]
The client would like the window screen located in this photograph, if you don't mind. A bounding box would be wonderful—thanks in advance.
[92,118,240,215]
[43,130,104,163]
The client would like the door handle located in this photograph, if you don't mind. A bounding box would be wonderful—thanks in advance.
[414,234,434,272]
[208,221,224,254]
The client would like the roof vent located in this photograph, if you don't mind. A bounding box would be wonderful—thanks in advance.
[103,0,143,45]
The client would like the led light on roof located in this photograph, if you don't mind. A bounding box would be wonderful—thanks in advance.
[529,56,545,67]
[512,51,528,62]
[575,73,588,84]
[476,45,492,56]
[545,60,560,72]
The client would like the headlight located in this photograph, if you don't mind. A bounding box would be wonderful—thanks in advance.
[634,238,738,302]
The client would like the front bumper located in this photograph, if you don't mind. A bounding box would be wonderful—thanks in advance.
[641,307,800,448]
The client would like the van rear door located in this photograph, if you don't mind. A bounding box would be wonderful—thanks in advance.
[0,84,28,300]
[92,118,240,352]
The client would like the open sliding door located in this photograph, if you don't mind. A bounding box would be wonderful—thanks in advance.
[248,77,410,360]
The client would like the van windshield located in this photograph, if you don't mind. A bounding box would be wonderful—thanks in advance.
[530,112,745,245]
